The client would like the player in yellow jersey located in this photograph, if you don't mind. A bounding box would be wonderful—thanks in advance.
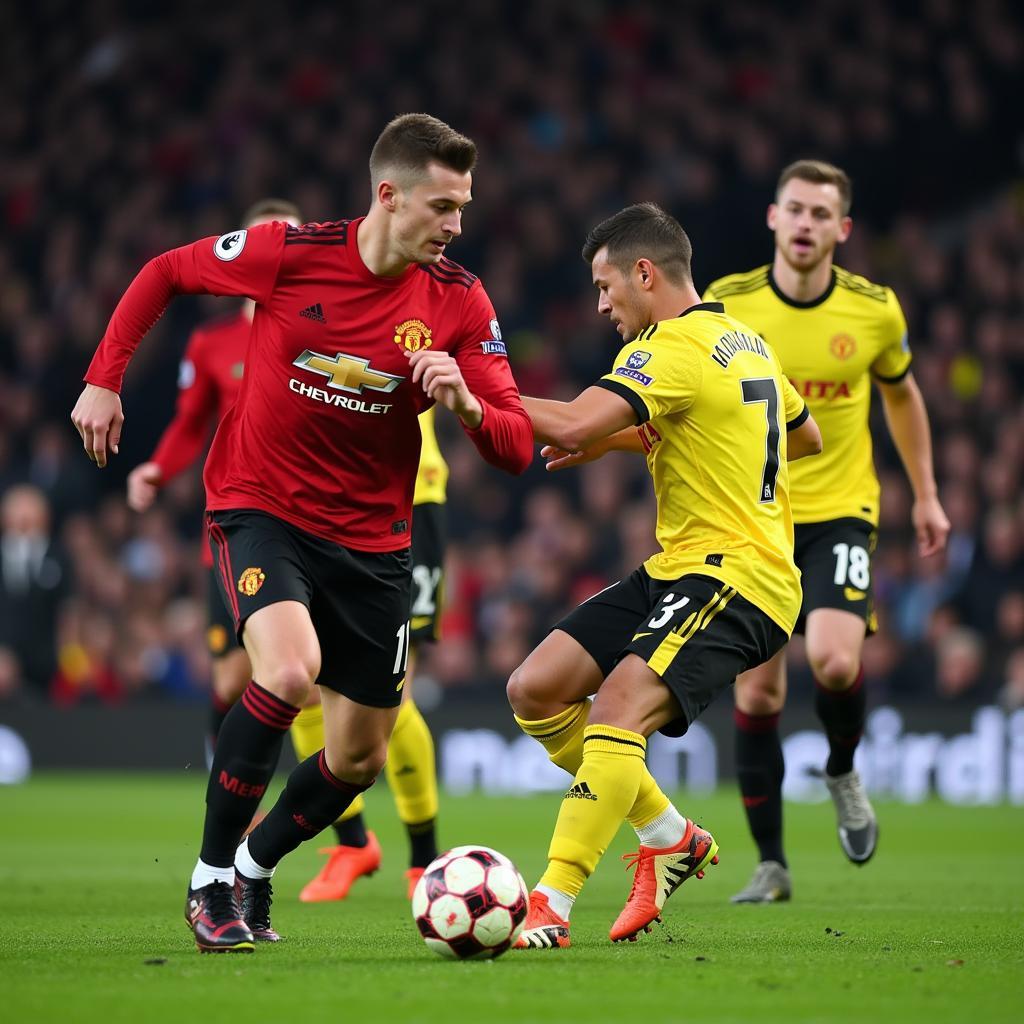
[703,161,950,902]
[507,203,822,947]
[293,407,445,901]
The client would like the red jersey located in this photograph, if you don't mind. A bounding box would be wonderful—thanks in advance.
[148,310,250,568]
[87,218,533,551]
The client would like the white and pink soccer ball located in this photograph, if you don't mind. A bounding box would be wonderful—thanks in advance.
[412,845,529,960]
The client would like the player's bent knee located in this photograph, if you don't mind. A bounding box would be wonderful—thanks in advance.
[810,650,859,690]
[507,661,568,721]
[258,659,318,707]
[735,671,785,713]
[328,744,387,787]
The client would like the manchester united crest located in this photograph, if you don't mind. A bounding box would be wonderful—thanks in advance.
[394,319,433,353]
[830,333,857,360]
[237,567,266,596]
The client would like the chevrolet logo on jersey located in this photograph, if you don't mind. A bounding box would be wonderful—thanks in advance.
[292,350,403,395]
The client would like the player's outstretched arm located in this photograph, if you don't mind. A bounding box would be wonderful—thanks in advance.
[522,388,637,453]
[876,373,950,557]
[541,426,645,472]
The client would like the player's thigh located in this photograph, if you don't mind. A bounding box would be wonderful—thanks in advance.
[311,544,413,709]
[409,502,445,645]
[734,646,788,715]
[623,574,789,737]
[207,510,319,702]
[507,569,654,719]
[794,518,877,637]
[319,687,400,782]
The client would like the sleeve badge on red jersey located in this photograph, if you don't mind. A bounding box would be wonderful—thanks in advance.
[394,319,433,352]
[178,359,196,389]
[480,318,507,356]
[214,229,248,261]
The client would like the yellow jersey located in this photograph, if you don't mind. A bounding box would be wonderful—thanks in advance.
[598,302,807,634]
[704,265,910,526]
[413,406,448,507]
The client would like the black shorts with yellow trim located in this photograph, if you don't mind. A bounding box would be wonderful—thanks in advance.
[409,501,446,645]
[206,566,240,659]
[554,569,788,737]
[207,509,412,708]
[793,517,878,636]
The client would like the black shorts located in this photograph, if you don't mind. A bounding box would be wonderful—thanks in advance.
[409,502,446,645]
[207,509,412,708]
[555,570,788,737]
[793,517,877,635]
[206,566,239,659]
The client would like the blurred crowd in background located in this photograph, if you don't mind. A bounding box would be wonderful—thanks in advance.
[1,0,1022,713]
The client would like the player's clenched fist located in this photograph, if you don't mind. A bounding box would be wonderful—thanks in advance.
[406,349,482,428]
[126,462,163,512]
[70,383,124,468]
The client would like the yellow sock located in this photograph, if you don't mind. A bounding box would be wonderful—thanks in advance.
[385,699,438,825]
[516,704,670,830]
[540,725,647,899]
[290,704,365,821]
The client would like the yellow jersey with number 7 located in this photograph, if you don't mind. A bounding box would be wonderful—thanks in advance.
[597,302,807,634]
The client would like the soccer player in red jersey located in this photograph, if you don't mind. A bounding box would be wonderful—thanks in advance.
[125,198,302,759]
[72,114,533,953]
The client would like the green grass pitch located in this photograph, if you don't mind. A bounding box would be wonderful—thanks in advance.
[1,774,1021,1024]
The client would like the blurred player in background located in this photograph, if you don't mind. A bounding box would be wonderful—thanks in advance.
[703,160,950,902]
[73,113,532,952]
[508,203,821,948]
[126,198,302,757]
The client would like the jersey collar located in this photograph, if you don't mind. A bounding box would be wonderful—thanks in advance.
[346,217,420,287]
[768,267,836,308]
[678,301,724,317]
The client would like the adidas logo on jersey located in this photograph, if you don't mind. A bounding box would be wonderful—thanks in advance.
[563,782,598,801]
[299,303,327,323]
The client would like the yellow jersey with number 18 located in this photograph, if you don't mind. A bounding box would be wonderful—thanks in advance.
[597,302,807,635]
[704,266,910,526]
[413,406,448,507]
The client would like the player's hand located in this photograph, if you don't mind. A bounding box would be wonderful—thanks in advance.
[540,441,608,472]
[406,349,483,428]
[912,494,951,558]
[126,462,163,512]
[70,384,124,468]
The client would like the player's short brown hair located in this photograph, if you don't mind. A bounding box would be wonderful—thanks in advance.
[582,202,693,285]
[777,160,852,215]
[242,198,302,226]
[369,113,477,189]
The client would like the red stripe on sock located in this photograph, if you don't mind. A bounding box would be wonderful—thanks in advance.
[241,683,298,731]
[734,708,781,734]
[317,750,369,795]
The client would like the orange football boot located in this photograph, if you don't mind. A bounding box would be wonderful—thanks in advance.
[609,819,719,942]
[405,867,425,900]
[299,831,381,902]
[513,890,571,949]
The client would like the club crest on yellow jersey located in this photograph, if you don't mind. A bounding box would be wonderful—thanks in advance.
[394,319,433,353]
[237,567,266,597]
[830,333,857,360]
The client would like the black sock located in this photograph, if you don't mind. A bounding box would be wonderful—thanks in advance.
[208,694,232,744]
[333,813,368,848]
[199,681,297,868]
[248,751,371,869]
[815,668,865,777]
[735,708,786,867]
[406,819,438,869]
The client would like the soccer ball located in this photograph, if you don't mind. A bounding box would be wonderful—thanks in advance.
[412,845,529,959]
